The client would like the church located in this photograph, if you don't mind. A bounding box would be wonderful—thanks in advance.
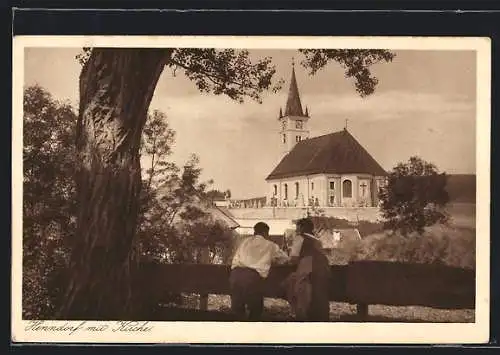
[265,64,387,209]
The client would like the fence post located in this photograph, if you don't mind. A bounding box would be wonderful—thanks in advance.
[199,247,210,311]
[356,304,368,321]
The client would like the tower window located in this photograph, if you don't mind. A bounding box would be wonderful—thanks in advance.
[284,184,288,200]
[296,136,302,142]
[343,179,352,198]
[273,184,277,196]
[295,182,299,199]
[283,134,286,143]
[311,182,314,191]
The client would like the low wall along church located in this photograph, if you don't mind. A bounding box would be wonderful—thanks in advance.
[265,63,387,209]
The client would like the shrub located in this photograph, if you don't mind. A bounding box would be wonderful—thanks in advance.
[310,216,353,231]
[357,220,385,238]
[353,225,475,269]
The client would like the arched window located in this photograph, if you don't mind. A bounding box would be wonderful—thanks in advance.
[283,134,286,143]
[273,184,277,196]
[295,182,299,199]
[343,179,352,198]
[284,184,288,200]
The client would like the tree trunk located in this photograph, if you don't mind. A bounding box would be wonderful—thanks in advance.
[58,48,171,320]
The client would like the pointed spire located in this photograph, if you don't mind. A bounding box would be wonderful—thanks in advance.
[284,59,305,117]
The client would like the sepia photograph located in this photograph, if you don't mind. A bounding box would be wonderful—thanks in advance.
[11,36,490,343]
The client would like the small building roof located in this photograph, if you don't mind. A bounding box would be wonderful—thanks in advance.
[212,206,240,229]
[266,129,387,180]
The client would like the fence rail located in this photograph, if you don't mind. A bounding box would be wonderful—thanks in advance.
[134,261,474,321]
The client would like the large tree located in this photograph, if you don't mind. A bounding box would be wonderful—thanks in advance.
[379,156,450,235]
[59,47,394,319]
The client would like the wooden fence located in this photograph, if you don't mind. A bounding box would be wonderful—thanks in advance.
[134,261,474,321]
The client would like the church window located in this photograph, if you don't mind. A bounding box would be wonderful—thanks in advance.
[329,195,335,206]
[283,134,286,143]
[284,184,288,200]
[295,182,299,199]
[329,181,335,190]
[273,185,277,196]
[311,182,314,191]
[343,180,352,198]
[296,120,303,129]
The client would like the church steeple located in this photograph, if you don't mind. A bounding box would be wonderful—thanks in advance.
[278,59,310,156]
[284,60,307,117]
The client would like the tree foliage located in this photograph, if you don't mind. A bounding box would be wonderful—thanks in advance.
[299,49,396,97]
[137,111,234,264]
[379,156,450,235]
[23,85,77,318]
[77,47,395,100]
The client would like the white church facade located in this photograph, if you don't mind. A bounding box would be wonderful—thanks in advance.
[265,65,387,209]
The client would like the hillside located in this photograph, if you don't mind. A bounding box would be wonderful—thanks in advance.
[446,174,476,203]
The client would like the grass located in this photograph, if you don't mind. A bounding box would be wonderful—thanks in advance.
[201,294,474,322]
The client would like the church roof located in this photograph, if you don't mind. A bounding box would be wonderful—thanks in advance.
[266,129,387,180]
[283,65,308,118]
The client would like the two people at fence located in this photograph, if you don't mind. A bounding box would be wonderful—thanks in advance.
[229,218,330,321]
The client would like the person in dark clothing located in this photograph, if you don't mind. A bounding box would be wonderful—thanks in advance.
[229,222,289,321]
[284,218,331,321]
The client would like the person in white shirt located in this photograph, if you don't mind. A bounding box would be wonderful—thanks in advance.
[230,222,290,320]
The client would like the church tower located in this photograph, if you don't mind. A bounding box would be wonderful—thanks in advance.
[278,61,310,156]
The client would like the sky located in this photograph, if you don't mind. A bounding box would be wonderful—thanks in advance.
[24,48,477,199]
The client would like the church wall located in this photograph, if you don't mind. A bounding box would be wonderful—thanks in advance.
[373,176,387,207]
[268,173,386,208]
[339,175,358,207]
[324,175,341,207]
[308,174,329,207]
[267,173,327,207]
[358,177,372,207]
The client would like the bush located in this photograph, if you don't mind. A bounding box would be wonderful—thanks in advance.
[353,225,475,269]
[357,220,385,238]
[310,216,353,231]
